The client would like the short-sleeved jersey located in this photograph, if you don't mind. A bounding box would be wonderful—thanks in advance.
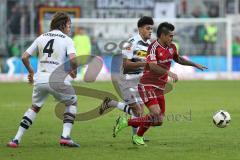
[25,30,76,84]
[120,34,151,80]
[140,40,179,89]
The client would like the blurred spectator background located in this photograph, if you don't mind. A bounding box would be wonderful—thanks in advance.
[0,0,240,74]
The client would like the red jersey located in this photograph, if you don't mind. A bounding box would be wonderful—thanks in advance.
[140,40,179,89]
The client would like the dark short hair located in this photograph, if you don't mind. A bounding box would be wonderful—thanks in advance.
[50,12,71,32]
[156,22,175,38]
[137,16,154,28]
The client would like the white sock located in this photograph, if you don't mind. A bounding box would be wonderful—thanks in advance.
[62,123,73,138]
[14,108,37,142]
[62,105,77,138]
[14,126,26,142]
[108,100,133,115]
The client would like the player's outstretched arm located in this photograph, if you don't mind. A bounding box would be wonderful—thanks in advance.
[148,62,178,82]
[175,56,208,71]
[22,52,34,84]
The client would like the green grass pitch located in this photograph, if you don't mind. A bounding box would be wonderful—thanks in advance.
[0,81,240,160]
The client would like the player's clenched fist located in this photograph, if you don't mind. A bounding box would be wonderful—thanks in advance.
[28,72,34,84]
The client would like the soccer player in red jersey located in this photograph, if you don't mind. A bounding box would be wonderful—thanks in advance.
[113,22,207,145]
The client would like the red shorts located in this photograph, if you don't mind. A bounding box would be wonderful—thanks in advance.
[138,84,165,114]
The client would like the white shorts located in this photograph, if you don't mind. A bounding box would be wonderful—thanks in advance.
[32,83,77,107]
[118,79,143,105]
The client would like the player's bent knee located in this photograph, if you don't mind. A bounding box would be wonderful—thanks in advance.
[150,112,163,126]
[61,90,77,107]
[131,107,141,117]
[65,95,77,106]
[31,105,41,113]
[152,112,161,119]
[72,101,77,106]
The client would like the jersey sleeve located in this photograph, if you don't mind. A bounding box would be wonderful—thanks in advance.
[25,38,38,55]
[66,38,76,55]
[122,39,134,59]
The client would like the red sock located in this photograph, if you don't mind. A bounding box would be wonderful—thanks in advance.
[137,126,150,136]
[128,115,152,127]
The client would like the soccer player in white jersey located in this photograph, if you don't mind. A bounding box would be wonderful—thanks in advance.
[99,17,154,140]
[7,12,79,148]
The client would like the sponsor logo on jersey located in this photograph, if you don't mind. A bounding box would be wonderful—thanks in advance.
[136,50,147,57]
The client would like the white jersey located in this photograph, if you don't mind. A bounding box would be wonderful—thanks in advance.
[25,30,76,84]
[120,34,151,80]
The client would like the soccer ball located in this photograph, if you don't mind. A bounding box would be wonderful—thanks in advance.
[213,110,231,128]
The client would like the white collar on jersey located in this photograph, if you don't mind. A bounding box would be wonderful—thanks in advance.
[51,29,63,33]
[137,33,150,44]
